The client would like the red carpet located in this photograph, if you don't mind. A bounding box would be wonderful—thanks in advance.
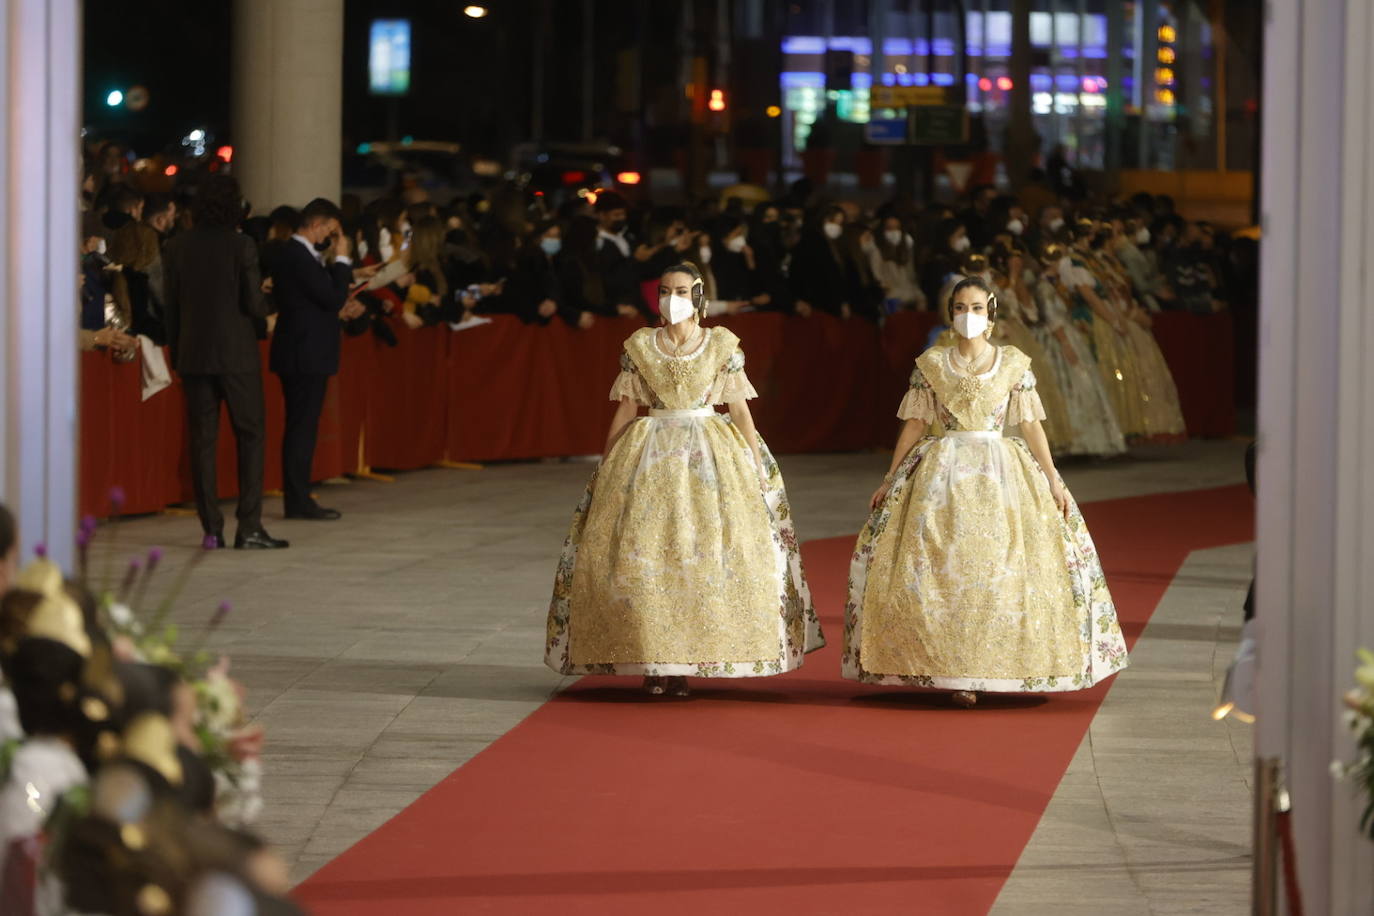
[295,485,1252,915]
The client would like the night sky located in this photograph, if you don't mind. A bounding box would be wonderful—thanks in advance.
[81,1,670,159]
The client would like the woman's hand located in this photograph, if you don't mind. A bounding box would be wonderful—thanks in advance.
[94,326,137,351]
[1048,475,1070,519]
[870,480,891,511]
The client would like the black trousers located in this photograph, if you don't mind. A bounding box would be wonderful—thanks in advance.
[183,372,265,535]
[278,372,330,513]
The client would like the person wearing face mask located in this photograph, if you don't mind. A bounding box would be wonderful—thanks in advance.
[593,192,647,318]
[1028,205,1068,254]
[919,217,972,309]
[1110,214,1170,311]
[867,216,925,311]
[790,205,857,318]
[507,220,574,325]
[844,275,1128,707]
[546,263,824,697]
[744,203,792,312]
[268,197,367,526]
[704,216,768,315]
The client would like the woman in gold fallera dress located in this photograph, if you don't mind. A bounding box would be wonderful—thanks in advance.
[545,263,824,696]
[843,276,1128,706]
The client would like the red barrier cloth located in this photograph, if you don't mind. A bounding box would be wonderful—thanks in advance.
[363,320,449,471]
[1151,310,1237,438]
[79,312,1237,517]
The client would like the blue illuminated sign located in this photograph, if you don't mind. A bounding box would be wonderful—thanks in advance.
[369,19,411,96]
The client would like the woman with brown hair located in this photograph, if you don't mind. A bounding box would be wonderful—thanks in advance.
[545,262,824,696]
[844,276,1127,706]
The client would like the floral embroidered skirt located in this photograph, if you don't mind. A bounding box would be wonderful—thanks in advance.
[843,434,1128,691]
[545,414,824,678]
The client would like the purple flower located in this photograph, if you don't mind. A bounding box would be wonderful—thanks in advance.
[76,529,92,550]
[34,543,46,558]
[80,515,98,536]
[108,486,126,511]
[209,600,232,628]
[146,547,164,569]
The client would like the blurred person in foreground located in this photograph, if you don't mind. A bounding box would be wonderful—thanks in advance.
[163,175,286,550]
[269,198,365,522]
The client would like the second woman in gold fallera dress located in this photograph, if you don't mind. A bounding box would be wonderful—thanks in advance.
[545,263,824,696]
[843,276,1128,706]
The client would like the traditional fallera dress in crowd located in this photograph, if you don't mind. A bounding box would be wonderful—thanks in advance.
[1026,274,1128,457]
[843,344,1129,691]
[545,326,824,678]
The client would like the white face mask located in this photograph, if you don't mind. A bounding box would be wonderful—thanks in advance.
[378,227,394,262]
[661,293,697,325]
[1047,217,1065,233]
[697,245,712,265]
[952,235,971,253]
[95,238,108,256]
[1135,227,1151,245]
[823,221,843,240]
[1006,219,1024,236]
[952,311,990,339]
[883,229,904,247]
[726,234,747,253]
[357,239,369,259]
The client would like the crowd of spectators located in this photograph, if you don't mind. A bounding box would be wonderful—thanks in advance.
[78,141,1249,361]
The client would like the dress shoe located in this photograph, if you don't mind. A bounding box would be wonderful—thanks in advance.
[202,533,225,550]
[234,528,289,550]
[285,502,341,521]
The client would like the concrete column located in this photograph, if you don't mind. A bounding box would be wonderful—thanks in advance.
[232,0,344,211]
[0,0,79,568]
[1256,0,1374,911]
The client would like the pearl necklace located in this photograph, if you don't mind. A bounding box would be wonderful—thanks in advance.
[950,342,994,375]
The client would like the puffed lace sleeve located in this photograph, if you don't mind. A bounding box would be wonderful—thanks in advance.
[1006,368,1048,426]
[706,347,759,405]
[608,350,653,406]
[896,363,937,422]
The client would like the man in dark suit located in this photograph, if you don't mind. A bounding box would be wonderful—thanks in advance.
[592,192,647,317]
[163,175,287,550]
[269,198,364,520]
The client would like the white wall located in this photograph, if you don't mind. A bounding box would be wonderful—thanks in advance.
[1257,1,1374,911]
[0,0,79,569]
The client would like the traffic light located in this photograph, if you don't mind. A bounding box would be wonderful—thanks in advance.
[1155,20,1178,107]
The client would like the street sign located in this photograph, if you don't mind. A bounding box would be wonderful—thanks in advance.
[909,106,969,145]
[870,85,948,109]
[863,118,908,145]
[944,161,975,193]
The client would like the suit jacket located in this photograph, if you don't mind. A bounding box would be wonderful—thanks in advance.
[269,239,353,376]
[163,227,268,375]
[595,235,645,312]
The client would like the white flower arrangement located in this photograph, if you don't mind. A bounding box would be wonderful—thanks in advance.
[1332,648,1374,840]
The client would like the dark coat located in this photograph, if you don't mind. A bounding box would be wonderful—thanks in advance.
[163,227,268,375]
[268,239,353,376]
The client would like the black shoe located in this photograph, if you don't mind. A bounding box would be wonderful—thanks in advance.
[285,502,342,521]
[234,528,290,550]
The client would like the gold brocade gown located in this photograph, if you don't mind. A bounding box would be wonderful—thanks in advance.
[545,327,824,677]
[842,345,1128,691]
